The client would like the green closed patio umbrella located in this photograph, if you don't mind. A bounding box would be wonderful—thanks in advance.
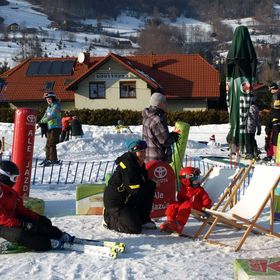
[226,25,257,155]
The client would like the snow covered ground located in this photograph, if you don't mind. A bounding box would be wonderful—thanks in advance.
[1,122,280,280]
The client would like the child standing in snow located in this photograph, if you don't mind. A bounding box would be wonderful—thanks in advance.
[160,167,212,235]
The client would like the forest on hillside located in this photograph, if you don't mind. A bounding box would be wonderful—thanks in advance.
[27,0,278,23]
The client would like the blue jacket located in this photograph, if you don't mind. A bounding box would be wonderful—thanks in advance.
[40,101,62,130]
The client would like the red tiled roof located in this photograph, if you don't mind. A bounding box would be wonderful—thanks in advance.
[0,56,101,102]
[126,53,220,99]
[1,53,220,102]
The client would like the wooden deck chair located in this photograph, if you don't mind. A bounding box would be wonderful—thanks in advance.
[190,165,248,239]
[202,165,280,251]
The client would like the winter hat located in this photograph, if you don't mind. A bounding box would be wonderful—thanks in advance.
[127,140,147,153]
[209,135,215,141]
[44,92,56,99]
[150,92,166,107]
[269,82,279,91]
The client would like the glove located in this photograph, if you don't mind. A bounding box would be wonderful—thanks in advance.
[22,221,35,231]
[171,131,180,143]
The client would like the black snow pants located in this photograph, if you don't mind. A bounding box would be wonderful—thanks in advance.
[0,218,63,251]
[104,180,156,234]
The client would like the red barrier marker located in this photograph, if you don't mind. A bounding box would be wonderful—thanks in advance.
[12,108,37,197]
[146,160,176,218]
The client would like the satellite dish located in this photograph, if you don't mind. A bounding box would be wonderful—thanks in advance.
[78,52,85,64]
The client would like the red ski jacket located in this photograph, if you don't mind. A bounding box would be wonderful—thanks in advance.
[177,184,212,210]
[0,184,40,227]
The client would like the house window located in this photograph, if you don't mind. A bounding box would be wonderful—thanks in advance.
[44,81,55,91]
[89,82,106,99]
[120,81,136,98]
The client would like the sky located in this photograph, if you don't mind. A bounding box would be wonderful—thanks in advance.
[0,122,280,280]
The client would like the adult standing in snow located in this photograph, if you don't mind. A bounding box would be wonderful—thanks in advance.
[70,116,84,139]
[103,140,156,234]
[265,98,280,161]
[142,92,180,163]
[38,92,62,166]
[0,160,73,251]
[245,96,261,160]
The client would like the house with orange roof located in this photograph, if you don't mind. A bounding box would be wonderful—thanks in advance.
[0,52,220,111]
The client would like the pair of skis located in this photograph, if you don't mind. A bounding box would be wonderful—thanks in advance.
[0,238,125,259]
[67,237,126,258]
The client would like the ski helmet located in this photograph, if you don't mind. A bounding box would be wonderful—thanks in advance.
[127,140,147,153]
[0,161,19,187]
[179,166,201,187]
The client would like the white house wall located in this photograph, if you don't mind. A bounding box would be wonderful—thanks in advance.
[75,60,151,110]
[168,100,207,111]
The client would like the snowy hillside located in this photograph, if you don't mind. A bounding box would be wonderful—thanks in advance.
[2,0,280,69]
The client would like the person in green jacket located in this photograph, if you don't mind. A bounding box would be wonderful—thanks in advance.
[38,92,62,166]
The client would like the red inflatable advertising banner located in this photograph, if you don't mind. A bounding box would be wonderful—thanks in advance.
[146,160,176,218]
[12,108,37,197]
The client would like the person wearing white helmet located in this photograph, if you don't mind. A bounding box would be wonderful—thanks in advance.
[38,92,62,166]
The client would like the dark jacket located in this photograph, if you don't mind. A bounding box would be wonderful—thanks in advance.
[103,152,154,209]
[71,118,83,136]
[0,184,40,227]
[265,108,280,146]
[142,106,176,163]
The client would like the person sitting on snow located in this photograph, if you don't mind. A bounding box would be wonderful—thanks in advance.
[160,166,212,235]
[0,160,73,251]
[103,139,156,234]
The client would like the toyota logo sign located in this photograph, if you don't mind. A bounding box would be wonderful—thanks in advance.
[154,166,167,179]
[26,114,36,124]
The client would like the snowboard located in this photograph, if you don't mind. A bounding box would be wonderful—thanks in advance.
[170,121,190,189]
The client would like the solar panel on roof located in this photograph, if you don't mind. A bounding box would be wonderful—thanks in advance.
[61,60,75,74]
[26,60,75,76]
[26,61,40,76]
[49,61,63,75]
[38,61,52,75]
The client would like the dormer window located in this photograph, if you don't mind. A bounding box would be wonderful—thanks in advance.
[44,81,55,91]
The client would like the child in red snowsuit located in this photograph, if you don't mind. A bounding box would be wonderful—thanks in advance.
[160,166,212,235]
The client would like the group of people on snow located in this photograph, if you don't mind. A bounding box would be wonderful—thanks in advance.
[103,91,208,235]
[229,82,280,162]
[1,85,280,252]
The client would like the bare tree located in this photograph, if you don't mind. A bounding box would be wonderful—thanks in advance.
[136,23,185,54]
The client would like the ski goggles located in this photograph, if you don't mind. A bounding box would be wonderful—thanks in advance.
[179,169,201,180]
[0,168,19,182]
[179,174,201,182]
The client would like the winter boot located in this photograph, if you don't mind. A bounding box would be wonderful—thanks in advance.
[60,232,74,243]
[39,159,48,166]
[142,219,156,229]
[50,239,65,250]
[159,220,184,234]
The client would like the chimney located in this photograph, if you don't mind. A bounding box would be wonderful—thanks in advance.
[150,52,156,68]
